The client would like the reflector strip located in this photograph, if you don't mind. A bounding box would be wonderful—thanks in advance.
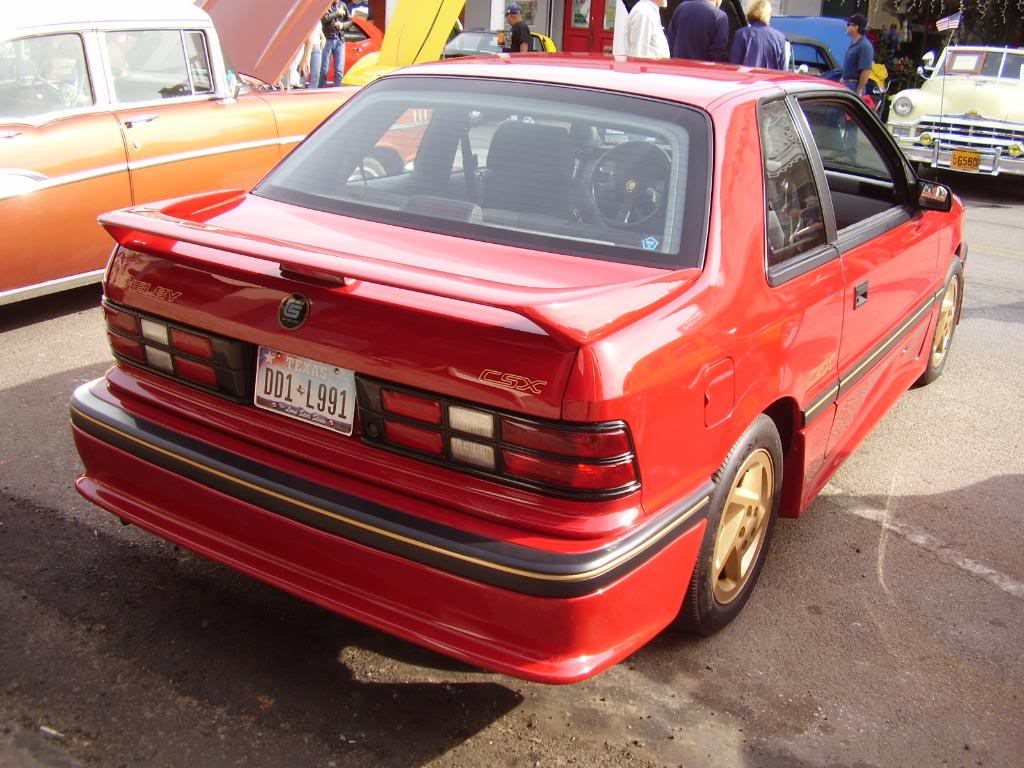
[382,389,442,424]
[385,420,444,454]
[107,333,145,361]
[503,450,638,491]
[175,357,218,388]
[171,328,214,359]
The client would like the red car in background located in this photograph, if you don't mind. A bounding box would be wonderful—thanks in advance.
[71,55,965,683]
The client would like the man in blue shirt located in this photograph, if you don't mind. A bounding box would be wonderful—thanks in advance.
[667,0,729,63]
[842,13,875,99]
[729,0,786,70]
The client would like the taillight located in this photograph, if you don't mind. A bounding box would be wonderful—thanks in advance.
[102,299,252,401]
[358,379,640,500]
[502,451,638,491]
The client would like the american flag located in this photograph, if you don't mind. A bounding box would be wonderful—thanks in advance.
[936,11,961,32]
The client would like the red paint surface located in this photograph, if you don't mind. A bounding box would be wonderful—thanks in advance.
[72,57,965,681]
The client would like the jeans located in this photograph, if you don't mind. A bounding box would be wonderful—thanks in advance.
[307,46,322,88]
[319,37,344,88]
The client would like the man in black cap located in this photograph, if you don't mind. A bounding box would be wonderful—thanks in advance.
[842,13,875,99]
[503,5,531,53]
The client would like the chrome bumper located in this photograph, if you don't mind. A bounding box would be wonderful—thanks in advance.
[895,139,1024,176]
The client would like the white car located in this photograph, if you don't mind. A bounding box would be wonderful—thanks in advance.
[887,45,1024,176]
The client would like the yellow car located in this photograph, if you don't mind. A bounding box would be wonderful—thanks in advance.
[342,0,556,87]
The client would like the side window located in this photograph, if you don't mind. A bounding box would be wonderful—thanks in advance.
[1003,53,1024,79]
[104,30,198,103]
[0,34,94,119]
[185,32,214,94]
[759,99,827,267]
[797,98,901,231]
[981,51,1003,77]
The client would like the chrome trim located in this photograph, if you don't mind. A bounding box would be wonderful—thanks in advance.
[0,133,298,202]
[0,163,127,201]
[0,269,103,306]
[126,136,294,172]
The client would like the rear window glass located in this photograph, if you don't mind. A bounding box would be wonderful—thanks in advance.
[256,76,711,269]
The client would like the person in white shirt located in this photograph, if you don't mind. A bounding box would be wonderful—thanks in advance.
[612,0,638,56]
[625,0,669,59]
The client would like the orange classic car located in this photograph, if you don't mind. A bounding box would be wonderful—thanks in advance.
[0,0,352,306]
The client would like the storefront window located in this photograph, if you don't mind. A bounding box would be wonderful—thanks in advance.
[603,1,616,31]
[571,0,591,28]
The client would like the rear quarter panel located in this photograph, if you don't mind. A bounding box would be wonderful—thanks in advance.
[564,95,825,517]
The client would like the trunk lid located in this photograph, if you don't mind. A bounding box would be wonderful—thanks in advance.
[100,190,698,420]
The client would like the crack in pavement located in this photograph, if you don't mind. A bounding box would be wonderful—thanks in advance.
[822,483,1024,600]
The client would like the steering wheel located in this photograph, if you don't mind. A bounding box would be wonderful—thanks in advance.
[583,141,671,229]
[33,75,84,109]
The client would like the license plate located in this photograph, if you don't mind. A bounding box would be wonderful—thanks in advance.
[950,149,981,171]
[254,347,356,435]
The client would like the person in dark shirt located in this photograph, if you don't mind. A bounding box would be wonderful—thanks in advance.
[318,1,350,88]
[729,0,786,70]
[503,4,531,53]
[667,0,729,63]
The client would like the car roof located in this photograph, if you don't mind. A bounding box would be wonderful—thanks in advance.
[390,54,818,110]
[944,45,1023,55]
[2,0,211,36]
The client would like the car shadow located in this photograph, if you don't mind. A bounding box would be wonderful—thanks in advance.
[622,474,1024,767]
[0,284,103,333]
[0,362,521,767]
[0,491,522,766]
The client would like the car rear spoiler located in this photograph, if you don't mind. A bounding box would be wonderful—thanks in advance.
[99,206,699,348]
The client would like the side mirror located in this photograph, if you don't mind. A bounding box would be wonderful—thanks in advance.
[797,64,809,75]
[918,180,953,212]
[921,50,936,67]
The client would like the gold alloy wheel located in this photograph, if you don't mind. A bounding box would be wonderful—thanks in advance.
[931,277,959,369]
[712,448,774,605]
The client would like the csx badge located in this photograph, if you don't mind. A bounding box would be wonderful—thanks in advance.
[479,369,546,395]
[278,294,310,330]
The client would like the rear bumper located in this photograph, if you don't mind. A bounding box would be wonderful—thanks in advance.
[70,379,710,683]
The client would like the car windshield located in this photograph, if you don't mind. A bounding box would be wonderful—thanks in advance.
[443,32,500,56]
[937,49,1024,80]
[256,76,712,269]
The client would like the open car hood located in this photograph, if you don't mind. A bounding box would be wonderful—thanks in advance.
[196,0,328,84]
[377,0,466,68]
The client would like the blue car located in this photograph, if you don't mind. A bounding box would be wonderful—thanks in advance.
[772,15,851,68]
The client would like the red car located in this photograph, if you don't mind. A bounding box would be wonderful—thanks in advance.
[71,55,965,684]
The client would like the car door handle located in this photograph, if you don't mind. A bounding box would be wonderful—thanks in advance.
[854,281,869,308]
[123,114,159,128]
[0,130,21,139]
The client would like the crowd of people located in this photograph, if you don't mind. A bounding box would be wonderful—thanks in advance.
[281,1,878,105]
[611,0,877,102]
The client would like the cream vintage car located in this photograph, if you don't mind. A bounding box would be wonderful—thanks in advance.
[887,45,1024,176]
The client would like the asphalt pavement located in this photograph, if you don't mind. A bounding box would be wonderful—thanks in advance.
[1,172,1021,768]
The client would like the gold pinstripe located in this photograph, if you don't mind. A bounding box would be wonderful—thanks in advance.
[72,407,709,583]
[803,287,942,423]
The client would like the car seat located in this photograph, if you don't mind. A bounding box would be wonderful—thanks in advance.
[483,119,575,218]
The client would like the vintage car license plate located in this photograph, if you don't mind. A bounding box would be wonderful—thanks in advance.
[950,149,981,171]
[254,347,356,435]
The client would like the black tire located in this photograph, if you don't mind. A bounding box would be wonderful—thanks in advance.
[917,261,963,386]
[678,415,782,636]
